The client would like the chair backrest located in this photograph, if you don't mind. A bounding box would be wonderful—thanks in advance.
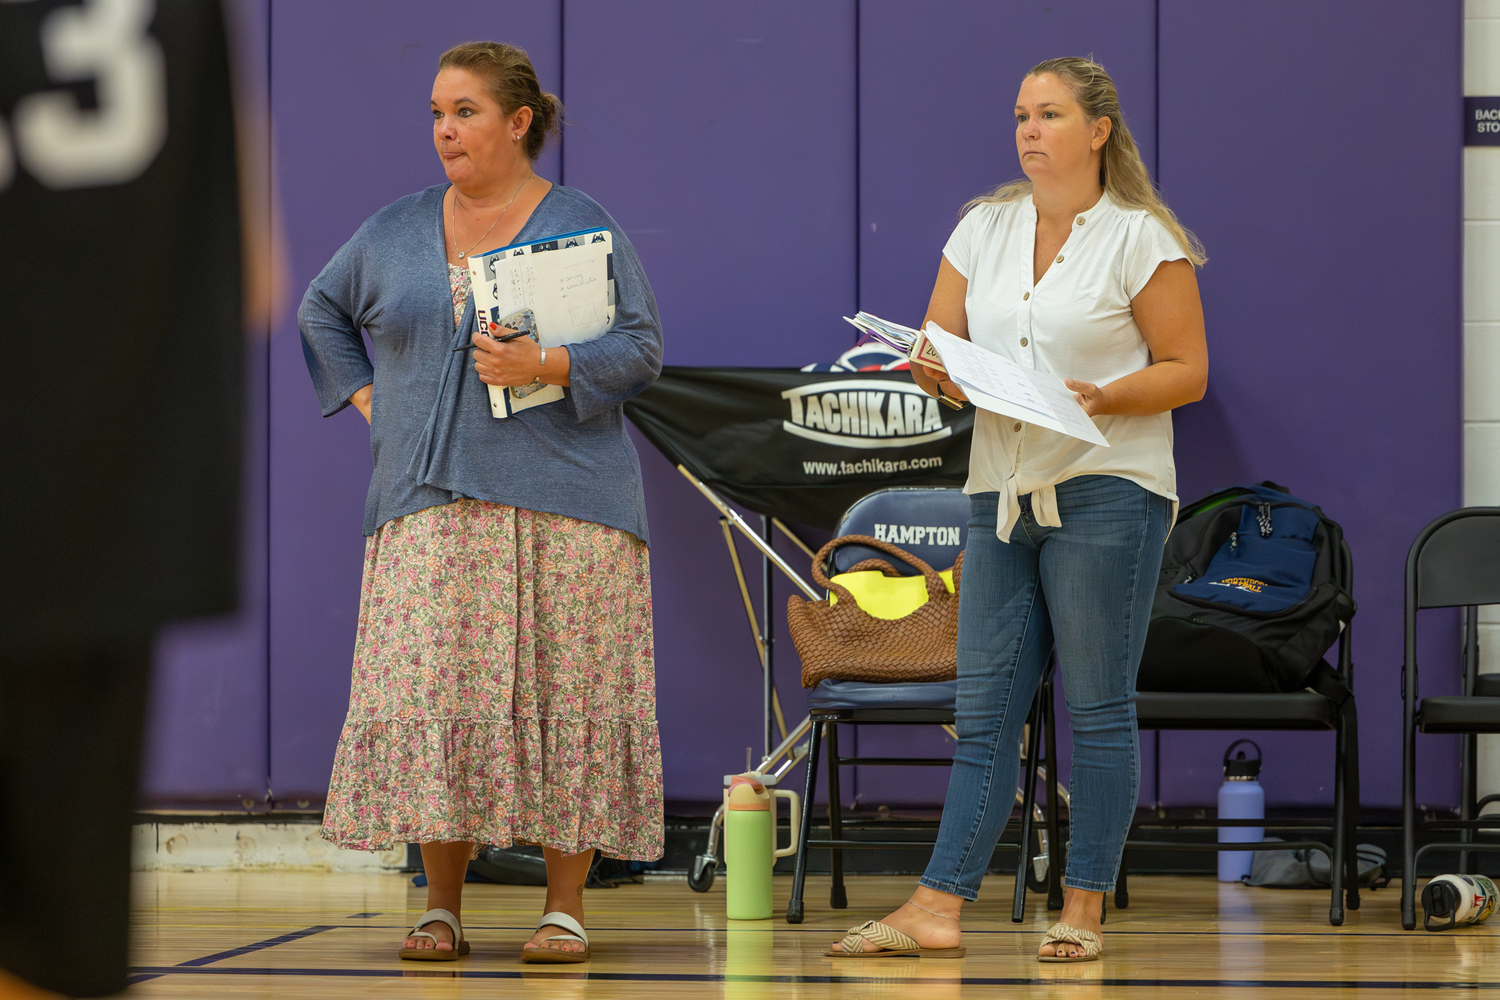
[830,487,970,576]
[1408,508,1500,610]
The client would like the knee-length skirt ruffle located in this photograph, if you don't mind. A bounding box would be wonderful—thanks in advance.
[320,499,663,860]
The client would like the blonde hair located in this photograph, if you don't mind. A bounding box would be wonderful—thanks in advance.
[966,56,1205,266]
[437,41,561,161]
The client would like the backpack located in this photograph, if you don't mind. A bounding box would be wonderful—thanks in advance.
[1137,482,1356,699]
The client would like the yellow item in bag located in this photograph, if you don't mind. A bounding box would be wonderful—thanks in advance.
[827,568,956,621]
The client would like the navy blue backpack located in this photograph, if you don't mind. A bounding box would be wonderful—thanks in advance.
[1137,482,1356,697]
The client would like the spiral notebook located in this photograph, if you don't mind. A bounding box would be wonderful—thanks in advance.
[468,227,616,417]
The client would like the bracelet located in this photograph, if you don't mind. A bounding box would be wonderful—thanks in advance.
[539,346,547,366]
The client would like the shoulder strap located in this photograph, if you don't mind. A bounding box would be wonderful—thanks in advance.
[1308,659,1352,708]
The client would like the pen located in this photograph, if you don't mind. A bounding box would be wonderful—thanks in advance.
[452,329,530,351]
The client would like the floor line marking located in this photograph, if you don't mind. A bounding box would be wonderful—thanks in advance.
[174,925,338,967]
[125,966,1500,989]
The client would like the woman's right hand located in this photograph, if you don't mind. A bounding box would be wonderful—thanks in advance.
[349,384,373,424]
[911,363,968,403]
[911,362,943,397]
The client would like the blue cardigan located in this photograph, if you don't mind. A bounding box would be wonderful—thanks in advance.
[298,184,662,542]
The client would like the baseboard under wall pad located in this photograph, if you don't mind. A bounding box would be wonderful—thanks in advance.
[132,821,406,873]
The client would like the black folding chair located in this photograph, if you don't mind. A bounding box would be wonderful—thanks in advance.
[1103,534,1362,926]
[1400,507,1500,930]
[785,487,1063,923]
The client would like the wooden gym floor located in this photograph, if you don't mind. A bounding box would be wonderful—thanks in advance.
[119,870,1493,998]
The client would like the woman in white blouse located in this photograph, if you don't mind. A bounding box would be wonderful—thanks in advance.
[830,57,1207,963]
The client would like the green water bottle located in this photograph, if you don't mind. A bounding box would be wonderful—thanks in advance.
[724,774,800,920]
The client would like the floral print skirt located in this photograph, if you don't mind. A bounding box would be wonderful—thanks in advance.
[321,499,663,860]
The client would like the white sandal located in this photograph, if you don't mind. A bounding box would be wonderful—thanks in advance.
[520,910,591,963]
[397,907,470,961]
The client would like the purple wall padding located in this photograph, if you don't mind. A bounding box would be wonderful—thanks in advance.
[857,0,1158,328]
[140,0,271,808]
[1155,0,1462,808]
[140,342,269,806]
[142,1,1465,815]
[265,1,562,801]
[851,0,1159,808]
[562,0,858,802]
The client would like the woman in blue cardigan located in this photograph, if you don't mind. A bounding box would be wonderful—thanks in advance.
[299,41,663,964]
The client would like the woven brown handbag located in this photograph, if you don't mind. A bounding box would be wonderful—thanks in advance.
[788,534,963,688]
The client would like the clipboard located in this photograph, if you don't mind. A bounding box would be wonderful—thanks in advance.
[468,227,616,418]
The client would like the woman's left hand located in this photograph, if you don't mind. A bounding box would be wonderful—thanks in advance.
[472,329,542,386]
[1065,378,1108,417]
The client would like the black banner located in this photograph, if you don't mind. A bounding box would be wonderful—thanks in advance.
[625,367,973,529]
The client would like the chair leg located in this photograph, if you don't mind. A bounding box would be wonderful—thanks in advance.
[1115,859,1130,910]
[826,722,847,910]
[786,719,823,924]
[1012,694,1045,923]
[1462,606,1479,875]
[1043,674,1064,911]
[1328,708,1347,927]
[1343,702,1362,912]
[1460,730,1475,875]
[1402,704,1418,930]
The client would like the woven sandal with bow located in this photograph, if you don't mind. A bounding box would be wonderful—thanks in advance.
[824,920,966,959]
[1038,922,1102,963]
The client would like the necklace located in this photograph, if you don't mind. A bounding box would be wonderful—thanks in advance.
[451,172,533,260]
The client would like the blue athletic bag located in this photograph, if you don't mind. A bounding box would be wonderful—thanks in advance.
[1137,482,1356,696]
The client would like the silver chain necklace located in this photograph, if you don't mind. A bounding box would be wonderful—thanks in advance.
[451,172,533,260]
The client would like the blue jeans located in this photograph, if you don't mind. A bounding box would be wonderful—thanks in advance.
[920,475,1172,898]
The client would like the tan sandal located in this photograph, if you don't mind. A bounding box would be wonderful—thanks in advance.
[397,908,470,961]
[825,919,966,958]
[1038,921,1101,963]
[520,911,591,963]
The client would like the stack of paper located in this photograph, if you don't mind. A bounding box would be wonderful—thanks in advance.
[843,311,947,374]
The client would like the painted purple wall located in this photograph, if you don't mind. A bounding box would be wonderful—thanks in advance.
[1153,0,1463,809]
[143,1,1463,815]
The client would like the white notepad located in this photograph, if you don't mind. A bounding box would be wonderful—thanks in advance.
[468,227,616,418]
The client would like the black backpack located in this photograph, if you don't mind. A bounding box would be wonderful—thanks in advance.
[1137,482,1356,699]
